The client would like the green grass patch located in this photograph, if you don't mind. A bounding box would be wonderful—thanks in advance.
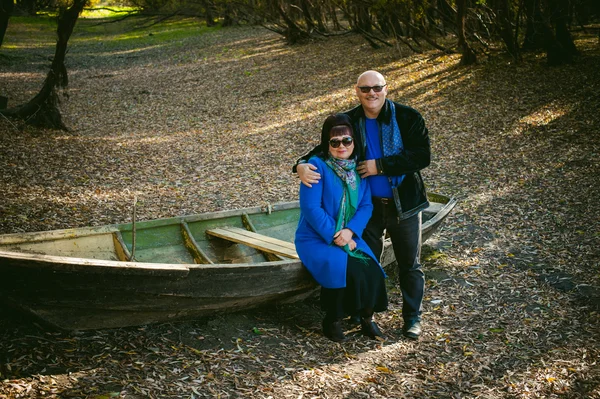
[73,16,221,50]
[80,6,138,19]
[422,246,448,263]
[3,13,220,55]
[1,16,57,50]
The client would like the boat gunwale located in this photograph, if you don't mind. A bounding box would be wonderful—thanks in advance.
[0,195,456,272]
[0,201,302,245]
[0,249,303,275]
[423,196,458,234]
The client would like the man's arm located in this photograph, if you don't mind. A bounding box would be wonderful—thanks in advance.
[293,146,323,187]
[292,145,320,173]
[297,163,321,188]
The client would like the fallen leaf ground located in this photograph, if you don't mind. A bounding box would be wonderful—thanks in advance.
[1,16,600,399]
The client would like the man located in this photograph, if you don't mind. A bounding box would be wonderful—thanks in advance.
[294,70,431,340]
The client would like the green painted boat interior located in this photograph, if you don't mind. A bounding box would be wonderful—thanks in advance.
[250,209,300,242]
[117,208,301,265]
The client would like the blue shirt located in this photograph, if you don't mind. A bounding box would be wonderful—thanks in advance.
[365,118,393,198]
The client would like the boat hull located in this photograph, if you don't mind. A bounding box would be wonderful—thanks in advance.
[1,256,314,330]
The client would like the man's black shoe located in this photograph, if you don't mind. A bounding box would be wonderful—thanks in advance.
[402,320,421,340]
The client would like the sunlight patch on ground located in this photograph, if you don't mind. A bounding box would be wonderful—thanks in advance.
[217,38,289,61]
[238,108,331,137]
[514,101,572,134]
[380,56,469,108]
[80,7,137,19]
[0,72,44,80]
[96,42,165,55]
[271,341,430,397]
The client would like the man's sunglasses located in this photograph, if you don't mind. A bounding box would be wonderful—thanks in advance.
[329,136,354,148]
[358,84,387,93]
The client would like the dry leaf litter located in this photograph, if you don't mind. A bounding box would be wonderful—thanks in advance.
[0,19,599,399]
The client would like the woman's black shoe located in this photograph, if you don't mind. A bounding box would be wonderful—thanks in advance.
[348,315,362,326]
[323,319,347,342]
[361,318,384,339]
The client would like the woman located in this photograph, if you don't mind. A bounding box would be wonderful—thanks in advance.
[295,113,388,342]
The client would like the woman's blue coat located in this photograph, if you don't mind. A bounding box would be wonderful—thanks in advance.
[294,156,384,289]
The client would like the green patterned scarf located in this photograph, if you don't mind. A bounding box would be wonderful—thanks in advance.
[325,156,368,260]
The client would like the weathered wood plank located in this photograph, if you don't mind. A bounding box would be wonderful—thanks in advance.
[112,231,132,261]
[242,213,284,262]
[206,227,298,259]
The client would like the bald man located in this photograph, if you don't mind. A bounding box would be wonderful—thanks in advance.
[294,70,431,340]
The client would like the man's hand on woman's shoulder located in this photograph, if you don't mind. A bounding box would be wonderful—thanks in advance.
[298,163,321,188]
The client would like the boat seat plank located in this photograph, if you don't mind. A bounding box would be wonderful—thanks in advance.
[206,227,298,259]
[242,213,286,262]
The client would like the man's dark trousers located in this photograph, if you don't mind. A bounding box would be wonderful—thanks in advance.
[363,198,424,323]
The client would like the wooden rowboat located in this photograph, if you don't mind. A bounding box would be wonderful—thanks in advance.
[0,193,456,330]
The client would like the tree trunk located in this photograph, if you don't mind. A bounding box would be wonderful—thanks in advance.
[551,0,577,57]
[522,0,573,64]
[354,1,372,33]
[299,0,315,31]
[437,0,457,31]
[1,0,86,129]
[202,0,216,26]
[16,0,36,15]
[221,4,235,27]
[493,0,519,60]
[314,2,326,32]
[0,0,14,48]
[328,2,340,31]
[456,0,476,64]
[522,0,545,50]
[275,1,310,43]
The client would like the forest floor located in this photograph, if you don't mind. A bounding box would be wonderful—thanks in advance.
[1,15,600,399]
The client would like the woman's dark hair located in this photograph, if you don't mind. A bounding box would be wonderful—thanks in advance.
[317,113,355,159]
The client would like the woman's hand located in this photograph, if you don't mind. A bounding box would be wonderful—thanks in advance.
[333,228,354,247]
[297,163,321,188]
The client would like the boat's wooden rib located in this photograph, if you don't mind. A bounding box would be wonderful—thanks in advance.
[112,231,132,261]
[181,221,214,264]
[241,213,255,231]
[206,227,299,259]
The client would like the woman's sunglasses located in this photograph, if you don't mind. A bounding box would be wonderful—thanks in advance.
[329,136,353,148]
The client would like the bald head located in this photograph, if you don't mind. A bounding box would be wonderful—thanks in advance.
[356,70,386,86]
